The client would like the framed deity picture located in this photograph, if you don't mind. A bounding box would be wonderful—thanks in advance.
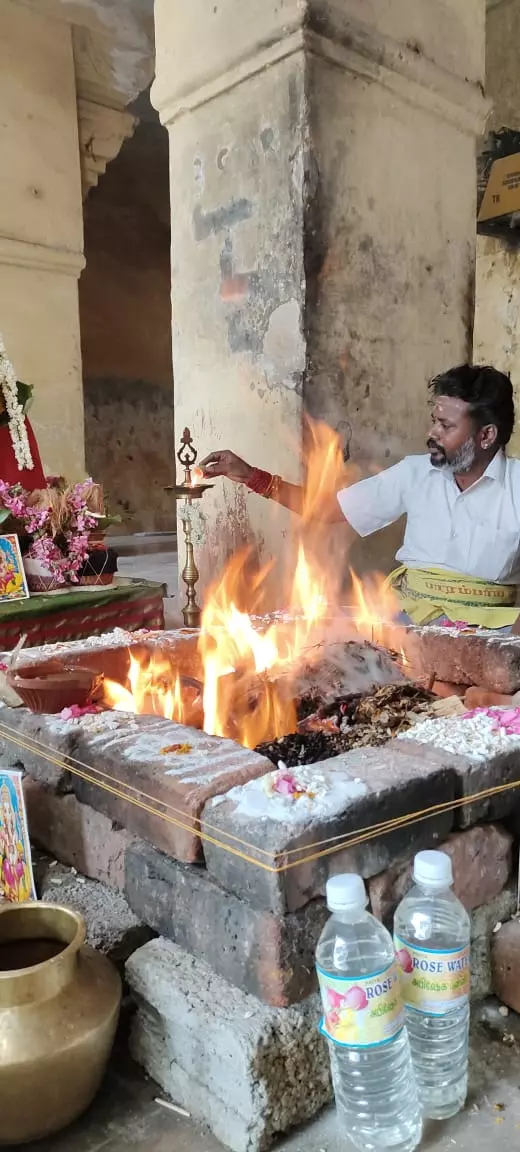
[0,534,29,603]
[0,770,36,903]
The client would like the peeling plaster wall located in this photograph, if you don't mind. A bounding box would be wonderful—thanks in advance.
[80,113,174,533]
[474,236,520,456]
[306,53,477,574]
[473,0,520,450]
[167,55,307,593]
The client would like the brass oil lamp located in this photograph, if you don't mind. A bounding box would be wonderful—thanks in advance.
[166,428,212,628]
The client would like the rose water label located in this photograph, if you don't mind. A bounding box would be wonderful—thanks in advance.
[394,935,470,1015]
[316,961,405,1048]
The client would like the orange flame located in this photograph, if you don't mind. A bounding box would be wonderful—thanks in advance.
[103,651,202,727]
[101,419,401,746]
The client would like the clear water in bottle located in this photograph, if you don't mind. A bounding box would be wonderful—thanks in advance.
[394,850,470,1120]
[316,874,422,1152]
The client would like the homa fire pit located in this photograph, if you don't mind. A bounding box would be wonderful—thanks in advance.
[4,621,520,1151]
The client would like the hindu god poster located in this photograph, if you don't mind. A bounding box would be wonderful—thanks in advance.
[0,534,29,602]
[0,770,36,903]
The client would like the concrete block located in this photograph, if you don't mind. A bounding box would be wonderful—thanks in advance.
[124,841,327,1006]
[202,742,456,913]
[127,938,332,1152]
[25,778,135,890]
[369,823,513,923]
[492,920,520,1012]
[470,883,517,1001]
[36,855,153,963]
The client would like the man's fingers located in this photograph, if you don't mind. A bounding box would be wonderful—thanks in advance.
[200,453,224,474]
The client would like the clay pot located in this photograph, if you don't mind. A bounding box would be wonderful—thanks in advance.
[0,902,121,1145]
[7,663,101,713]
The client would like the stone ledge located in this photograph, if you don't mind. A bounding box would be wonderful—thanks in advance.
[202,742,456,914]
[124,841,326,1007]
[127,937,331,1152]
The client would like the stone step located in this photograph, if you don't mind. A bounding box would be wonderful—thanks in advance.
[126,937,332,1152]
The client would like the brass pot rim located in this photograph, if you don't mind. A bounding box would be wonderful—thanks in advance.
[0,902,86,978]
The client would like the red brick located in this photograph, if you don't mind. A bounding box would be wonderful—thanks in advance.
[368,824,513,923]
[24,779,134,890]
[402,627,520,694]
[20,710,272,863]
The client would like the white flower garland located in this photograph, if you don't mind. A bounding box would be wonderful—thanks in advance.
[0,333,33,471]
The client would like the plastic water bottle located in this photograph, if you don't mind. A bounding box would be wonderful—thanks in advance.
[394,850,470,1120]
[316,874,422,1152]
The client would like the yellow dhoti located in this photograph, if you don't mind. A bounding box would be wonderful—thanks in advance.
[387,566,519,629]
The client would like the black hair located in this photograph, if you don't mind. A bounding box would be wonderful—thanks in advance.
[429,364,515,447]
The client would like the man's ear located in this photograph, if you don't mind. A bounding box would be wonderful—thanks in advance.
[480,423,498,450]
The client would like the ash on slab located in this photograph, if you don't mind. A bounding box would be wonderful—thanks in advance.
[202,741,456,914]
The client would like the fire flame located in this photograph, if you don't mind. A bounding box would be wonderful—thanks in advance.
[102,419,401,747]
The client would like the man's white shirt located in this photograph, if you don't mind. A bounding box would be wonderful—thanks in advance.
[337,452,520,583]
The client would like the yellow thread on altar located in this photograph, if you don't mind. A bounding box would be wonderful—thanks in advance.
[2,719,520,873]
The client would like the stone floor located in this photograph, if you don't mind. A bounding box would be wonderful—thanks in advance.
[24,1005,520,1152]
[110,532,180,626]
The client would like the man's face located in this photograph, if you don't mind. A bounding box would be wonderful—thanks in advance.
[427,395,481,474]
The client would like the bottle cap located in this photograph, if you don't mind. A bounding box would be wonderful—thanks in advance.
[413,850,453,889]
[326,874,368,912]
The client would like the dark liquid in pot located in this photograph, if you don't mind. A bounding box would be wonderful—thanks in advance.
[0,938,65,970]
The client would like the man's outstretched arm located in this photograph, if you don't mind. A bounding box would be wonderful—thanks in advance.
[199,450,346,522]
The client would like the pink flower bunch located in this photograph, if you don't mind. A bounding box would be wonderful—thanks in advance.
[437,620,470,631]
[273,772,301,796]
[463,706,520,736]
[0,478,99,585]
[60,704,100,721]
[0,481,50,536]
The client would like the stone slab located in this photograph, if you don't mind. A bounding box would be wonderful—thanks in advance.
[35,854,152,964]
[0,706,272,862]
[369,823,513,923]
[124,840,326,1006]
[126,938,332,1152]
[202,742,457,914]
[403,626,520,694]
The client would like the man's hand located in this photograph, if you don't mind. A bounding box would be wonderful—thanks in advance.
[199,450,254,485]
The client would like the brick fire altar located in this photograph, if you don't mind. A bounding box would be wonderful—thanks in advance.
[3,621,520,1151]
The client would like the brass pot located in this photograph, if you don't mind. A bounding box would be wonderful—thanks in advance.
[0,902,122,1145]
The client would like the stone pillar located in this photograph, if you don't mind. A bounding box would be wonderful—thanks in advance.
[474,0,520,457]
[153,0,488,593]
[0,2,85,478]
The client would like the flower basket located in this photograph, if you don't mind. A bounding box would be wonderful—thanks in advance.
[78,547,118,588]
[23,558,62,593]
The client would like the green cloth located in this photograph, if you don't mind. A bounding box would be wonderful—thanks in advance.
[0,578,165,622]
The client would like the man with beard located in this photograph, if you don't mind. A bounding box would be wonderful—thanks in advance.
[200,364,520,629]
